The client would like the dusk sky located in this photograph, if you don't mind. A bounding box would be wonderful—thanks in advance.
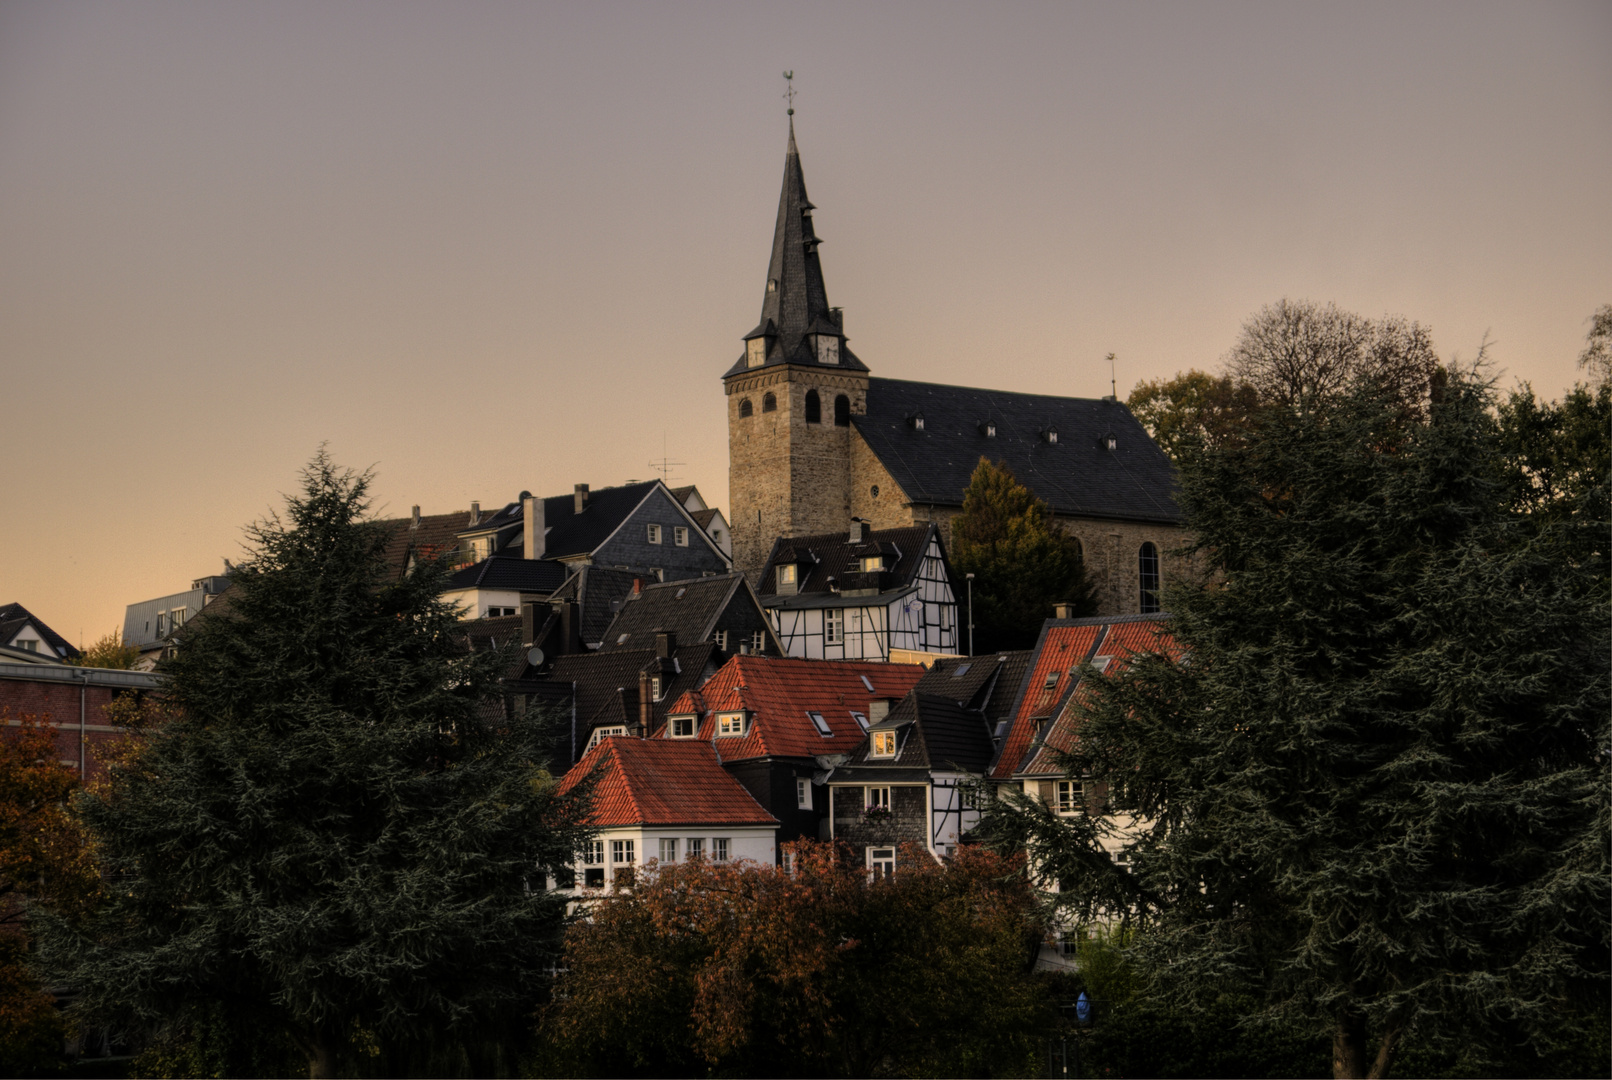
[2,1,1608,646]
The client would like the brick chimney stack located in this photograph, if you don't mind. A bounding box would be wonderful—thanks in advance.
[574,484,589,515]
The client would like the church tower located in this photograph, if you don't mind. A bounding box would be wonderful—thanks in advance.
[725,122,868,579]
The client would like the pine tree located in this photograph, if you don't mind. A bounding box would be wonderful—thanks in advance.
[952,458,1095,652]
[37,454,594,1078]
[979,369,1609,1079]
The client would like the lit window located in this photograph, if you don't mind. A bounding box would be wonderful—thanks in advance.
[647,524,662,544]
[778,563,797,586]
[866,786,891,810]
[717,712,747,737]
[1139,542,1160,614]
[871,731,897,758]
[860,556,882,573]
[659,838,678,863]
[669,714,696,738]
[869,847,896,880]
[796,777,812,809]
[713,838,730,863]
[1056,780,1085,816]
[687,838,704,860]
[674,526,688,546]
[825,610,844,644]
[808,711,833,736]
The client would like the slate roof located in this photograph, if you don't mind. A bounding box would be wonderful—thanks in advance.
[0,604,78,660]
[530,642,719,752]
[723,122,866,378]
[916,650,1034,732]
[853,378,1182,524]
[445,556,569,594]
[561,737,778,829]
[689,508,722,532]
[377,509,482,580]
[549,566,642,646]
[756,524,937,600]
[658,655,926,762]
[537,481,662,560]
[596,573,765,653]
[1018,616,1179,777]
[841,692,996,775]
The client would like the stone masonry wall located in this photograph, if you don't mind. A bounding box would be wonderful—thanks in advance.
[831,783,928,853]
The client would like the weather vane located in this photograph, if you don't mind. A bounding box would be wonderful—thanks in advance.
[783,70,796,116]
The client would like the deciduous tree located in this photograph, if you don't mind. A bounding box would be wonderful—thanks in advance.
[1126,369,1260,464]
[952,459,1095,652]
[36,453,595,1079]
[71,630,139,670]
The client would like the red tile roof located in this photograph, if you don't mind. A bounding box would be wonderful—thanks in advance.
[1014,617,1180,777]
[560,737,778,828]
[659,655,927,761]
[989,622,1104,779]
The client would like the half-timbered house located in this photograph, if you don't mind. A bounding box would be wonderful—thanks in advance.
[755,522,959,660]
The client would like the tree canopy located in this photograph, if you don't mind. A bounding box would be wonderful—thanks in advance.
[540,841,1049,1078]
[70,629,139,670]
[979,361,1610,1079]
[951,458,1095,652]
[37,452,595,1079]
[1126,369,1260,464]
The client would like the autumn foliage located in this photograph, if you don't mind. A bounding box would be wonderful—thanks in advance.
[541,841,1050,1078]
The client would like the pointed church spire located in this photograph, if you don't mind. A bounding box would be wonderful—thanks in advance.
[729,122,866,376]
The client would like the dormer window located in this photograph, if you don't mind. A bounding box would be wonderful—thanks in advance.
[980,421,996,437]
[746,338,767,368]
[860,555,883,573]
[1105,435,1117,451]
[669,714,697,738]
[1043,426,1059,444]
[778,564,797,586]
[767,279,778,293]
[717,711,748,737]
[815,334,840,365]
[871,730,897,758]
[908,413,925,431]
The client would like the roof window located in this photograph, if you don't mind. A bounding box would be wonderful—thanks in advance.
[979,421,996,437]
[850,711,869,731]
[860,675,876,693]
[951,662,973,677]
[808,711,833,736]
[1042,426,1059,444]
[908,412,925,431]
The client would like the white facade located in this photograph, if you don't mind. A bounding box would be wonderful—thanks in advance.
[553,823,776,892]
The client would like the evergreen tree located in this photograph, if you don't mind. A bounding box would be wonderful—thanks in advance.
[37,453,594,1078]
[952,458,1095,652]
[978,369,1609,1079]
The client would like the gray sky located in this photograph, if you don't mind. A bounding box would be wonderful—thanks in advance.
[3,0,1608,645]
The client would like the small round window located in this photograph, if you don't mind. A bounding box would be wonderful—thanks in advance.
[870,485,880,498]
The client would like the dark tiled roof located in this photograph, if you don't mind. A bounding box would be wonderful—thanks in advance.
[377,509,483,580]
[853,378,1182,524]
[917,650,1034,729]
[538,481,661,560]
[550,566,643,646]
[534,641,719,752]
[756,524,937,597]
[723,122,867,378]
[561,738,778,828]
[0,603,79,660]
[597,574,746,652]
[689,508,721,531]
[445,556,569,594]
[844,692,995,775]
[658,655,927,762]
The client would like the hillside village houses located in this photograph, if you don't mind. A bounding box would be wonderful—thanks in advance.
[82,121,1185,950]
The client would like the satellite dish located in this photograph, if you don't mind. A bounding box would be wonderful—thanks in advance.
[527,647,545,668]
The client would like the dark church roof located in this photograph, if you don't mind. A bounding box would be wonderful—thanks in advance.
[723,121,866,377]
[854,378,1182,524]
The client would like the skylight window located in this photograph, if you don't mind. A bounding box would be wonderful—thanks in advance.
[850,711,869,731]
[808,711,833,736]
[617,633,630,645]
[860,675,876,693]
[950,663,972,678]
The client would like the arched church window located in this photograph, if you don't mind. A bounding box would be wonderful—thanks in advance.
[805,389,821,424]
[1139,542,1160,614]
[762,392,777,413]
[834,394,851,426]
[738,398,753,418]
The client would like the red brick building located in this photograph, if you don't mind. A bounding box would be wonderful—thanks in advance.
[0,661,164,782]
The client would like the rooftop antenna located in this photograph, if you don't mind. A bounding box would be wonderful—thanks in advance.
[648,431,685,486]
[1106,352,1118,401]
[783,70,796,116]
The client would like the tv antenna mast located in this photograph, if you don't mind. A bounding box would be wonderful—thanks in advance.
[1106,352,1118,400]
[783,71,796,115]
[648,432,685,486]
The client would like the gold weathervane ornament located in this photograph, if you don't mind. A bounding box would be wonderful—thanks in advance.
[783,71,796,116]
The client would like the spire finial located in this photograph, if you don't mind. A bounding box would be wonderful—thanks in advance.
[782,70,796,116]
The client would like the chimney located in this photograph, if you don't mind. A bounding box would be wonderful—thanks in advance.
[632,578,642,597]
[1054,602,1074,619]
[573,484,589,514]
[849,518,865,543]
[521,600,540,647]
[869,699,892,724]
[411,506,420,529]
[469,502,480,526]
[655,630,676,660]
[523,493,545,560]
[637,671,653,737]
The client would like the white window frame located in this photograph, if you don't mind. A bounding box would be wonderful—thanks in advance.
[586,725,628,753]
[659,838,678,863]
[650,675,663,702]
[717,712,747,737]
[647,523,662,544]
[611,839,635,866]
[866,786,891,810]
[1056,779,1085,816]
[674,526,689,546]
[686,838,704,861]
[796,777,812,809]
[871,730,898,758]
[713,838,730,863]
[714,629,728,650]
[825,609,844,644]
[860,555,882,573]
[778,563,797,586]
[668,714,697,738]
[750,630,766,653]
[868,846,896,880]
[582,840,604,865]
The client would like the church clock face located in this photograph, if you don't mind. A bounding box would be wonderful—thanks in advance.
[816,335,839,365]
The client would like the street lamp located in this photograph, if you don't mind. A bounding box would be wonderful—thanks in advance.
[965,573,975,657]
